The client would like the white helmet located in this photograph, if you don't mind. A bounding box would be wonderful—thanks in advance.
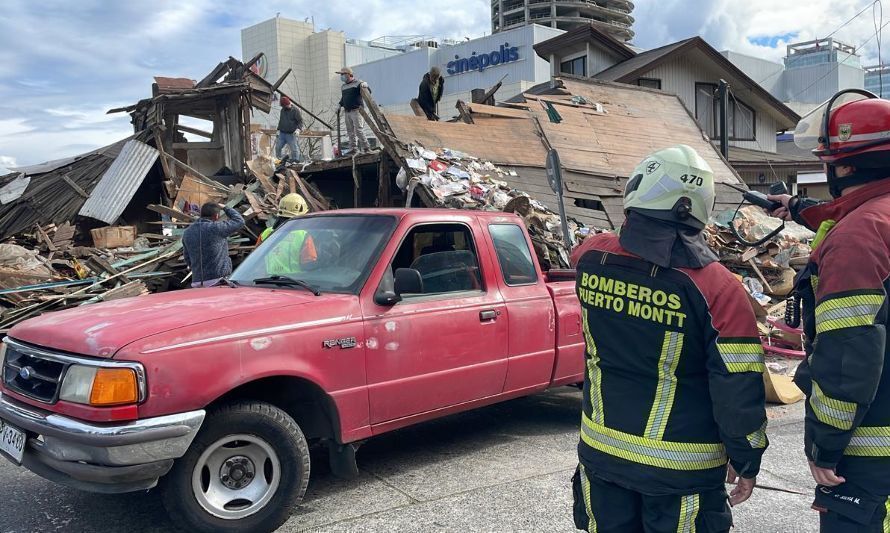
[623,145,716,229]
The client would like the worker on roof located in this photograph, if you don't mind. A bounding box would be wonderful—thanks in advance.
[257,193,316,275]
[276,95,304,162]
[767,91,890,530]
[336,67,372,155]
[570,145,767,532]
[417,66,444,121]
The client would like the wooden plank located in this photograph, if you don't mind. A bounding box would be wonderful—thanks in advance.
[455,100,474,124]
[61,175,90,199]
[468,103,528,119]
[176,124,213,138]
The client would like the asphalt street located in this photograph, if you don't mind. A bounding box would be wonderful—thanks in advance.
[0,389,818,532]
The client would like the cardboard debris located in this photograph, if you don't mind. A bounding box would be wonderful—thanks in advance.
[764,370,805,404]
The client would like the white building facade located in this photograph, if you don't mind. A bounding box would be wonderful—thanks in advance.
[351,25,564,118]
[241,17,405,132]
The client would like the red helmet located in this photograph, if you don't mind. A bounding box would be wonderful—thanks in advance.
[815,94,890,164]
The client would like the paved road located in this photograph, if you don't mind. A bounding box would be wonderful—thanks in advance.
[0,389,818,532]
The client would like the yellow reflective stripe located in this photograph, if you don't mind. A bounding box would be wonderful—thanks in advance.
[646,331,684,440]
[845,426,890,457]
[580,413,727,471]
[677,494,700,533]
[579,464,598,533]
[811,275,819,295]
[582,309,605,425]
[746,420,768,449]
[815,294,884,334]
[810,382,857,430]
[883,496,890,533]
[717,341,765,373]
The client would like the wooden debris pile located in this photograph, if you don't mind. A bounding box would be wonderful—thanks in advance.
[403,143,596,269]
[0,154,332,333]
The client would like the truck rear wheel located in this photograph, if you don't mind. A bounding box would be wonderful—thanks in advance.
[161,401,310,533]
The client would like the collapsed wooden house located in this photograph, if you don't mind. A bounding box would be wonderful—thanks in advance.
[300,75,748,231]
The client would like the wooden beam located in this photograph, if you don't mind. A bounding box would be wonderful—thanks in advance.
[271,68,292,93]
[61,175,89,199]
[152,129,176,185]
[159,152,228,192]
[468,103,528,119]
[455,100,475,124]
[175,124,213,139]
[377,154,393,207]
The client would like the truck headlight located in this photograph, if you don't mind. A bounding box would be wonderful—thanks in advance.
[60,365,140,406]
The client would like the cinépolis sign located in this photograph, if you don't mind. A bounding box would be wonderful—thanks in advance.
[446,42,520,75]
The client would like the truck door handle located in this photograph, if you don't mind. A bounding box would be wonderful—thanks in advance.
[480,310,499,321]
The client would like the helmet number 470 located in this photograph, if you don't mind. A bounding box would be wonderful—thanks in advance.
[680,174,704,186]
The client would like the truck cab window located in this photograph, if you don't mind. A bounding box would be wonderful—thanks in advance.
[489,224,538,286]
[391,224,483,295]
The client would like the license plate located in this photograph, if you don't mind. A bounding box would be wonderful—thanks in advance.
[0,421,25,464]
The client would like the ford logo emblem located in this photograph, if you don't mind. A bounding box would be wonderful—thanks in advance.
[19,366,33,380]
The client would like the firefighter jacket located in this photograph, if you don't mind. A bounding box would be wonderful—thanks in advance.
[572,232,768,495]
[793,178,890,495]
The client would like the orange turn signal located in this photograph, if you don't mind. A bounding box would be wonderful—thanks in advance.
[89,368,138,406]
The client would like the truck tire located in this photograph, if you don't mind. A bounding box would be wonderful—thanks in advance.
[160,401,310,533]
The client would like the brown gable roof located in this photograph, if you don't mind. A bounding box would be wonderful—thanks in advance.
[534,23,637,62]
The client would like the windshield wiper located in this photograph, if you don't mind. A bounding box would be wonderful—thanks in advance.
[251,275,321,296]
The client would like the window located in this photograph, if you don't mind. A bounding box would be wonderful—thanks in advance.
[560,56,587,77]
[637,78,662,90]
[390,224,482,295]
[694,83,756,141]
[695,83,718,138]
[489,224,538,286]
[231,215,396,294]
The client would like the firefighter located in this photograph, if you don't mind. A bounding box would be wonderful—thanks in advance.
[257,193,317,274]
[768,91,890,531]
[570,145,768,532]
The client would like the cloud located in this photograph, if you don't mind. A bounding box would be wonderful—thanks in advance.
[0,155,17,175]
[0,0,886,167]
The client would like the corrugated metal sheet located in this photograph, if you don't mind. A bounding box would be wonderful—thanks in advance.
[78,140,159,224]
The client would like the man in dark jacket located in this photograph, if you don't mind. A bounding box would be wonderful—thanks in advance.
[767,91,890,531]
[336,67,371,154]
[417,67,444,121]
[571,145,767,532]
[182,203,245,288]
[276,96,304,161]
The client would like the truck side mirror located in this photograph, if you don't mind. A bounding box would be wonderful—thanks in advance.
[394,268,423,296]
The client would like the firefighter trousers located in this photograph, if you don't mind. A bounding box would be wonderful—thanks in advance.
[813,482,890,532]
[572,465,733,533]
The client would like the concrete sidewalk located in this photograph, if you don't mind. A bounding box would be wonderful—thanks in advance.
[0,388,818,532]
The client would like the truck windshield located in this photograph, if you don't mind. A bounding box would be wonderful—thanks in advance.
[231,215,396,294]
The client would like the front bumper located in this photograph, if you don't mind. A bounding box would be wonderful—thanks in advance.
[0,391,204,493]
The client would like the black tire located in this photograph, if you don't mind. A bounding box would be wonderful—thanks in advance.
[161,401,310,533]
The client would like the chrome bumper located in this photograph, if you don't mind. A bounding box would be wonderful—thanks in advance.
[0,391,204,493]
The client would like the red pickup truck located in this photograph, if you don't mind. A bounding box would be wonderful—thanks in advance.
[0,209,584,532]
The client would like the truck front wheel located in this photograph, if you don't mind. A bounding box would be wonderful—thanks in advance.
[161,401,310,533]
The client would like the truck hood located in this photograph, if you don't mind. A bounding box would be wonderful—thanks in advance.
[8,287,333,357]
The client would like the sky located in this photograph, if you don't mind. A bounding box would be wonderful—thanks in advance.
[0,0,887,172]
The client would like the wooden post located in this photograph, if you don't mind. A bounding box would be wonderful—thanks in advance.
[455,100,475,124]
[377,154,393,207]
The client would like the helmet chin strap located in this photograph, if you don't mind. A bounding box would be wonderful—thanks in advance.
[827,165,889,198]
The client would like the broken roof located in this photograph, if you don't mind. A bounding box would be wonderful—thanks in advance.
[386,76,746,229]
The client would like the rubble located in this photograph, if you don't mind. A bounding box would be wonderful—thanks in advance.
[403,143,600,269]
